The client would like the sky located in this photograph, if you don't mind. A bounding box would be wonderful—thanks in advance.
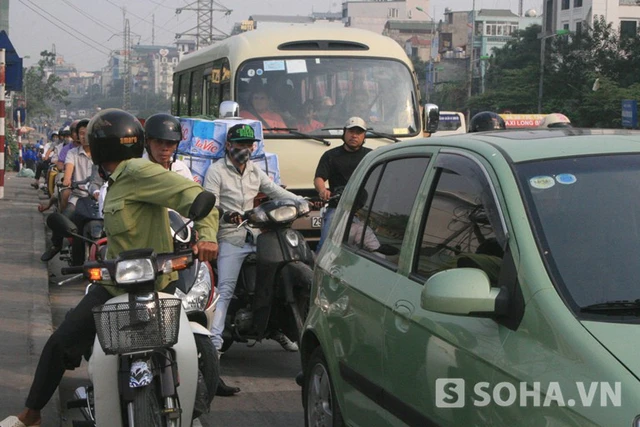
[8,0,542,72]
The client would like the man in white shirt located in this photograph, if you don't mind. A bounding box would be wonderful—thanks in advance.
[204,124,303,362]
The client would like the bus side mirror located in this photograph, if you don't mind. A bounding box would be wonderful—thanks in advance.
[423,103,440,134]
[219,101,240,118]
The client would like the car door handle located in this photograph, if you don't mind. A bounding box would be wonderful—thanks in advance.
[392,300,414,333]
[393,300,414,318]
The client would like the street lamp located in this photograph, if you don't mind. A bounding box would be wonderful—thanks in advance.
[416,7,436,101]
[537,29,570,114]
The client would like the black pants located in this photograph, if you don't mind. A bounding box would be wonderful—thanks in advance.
[35,160,50,180]
[26,285,111,410]
[51,204,76,248]
[26,282,178,410]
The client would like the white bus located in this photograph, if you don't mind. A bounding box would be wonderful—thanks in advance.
[172,26,437,241]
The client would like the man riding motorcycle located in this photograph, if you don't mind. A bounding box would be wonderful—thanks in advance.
[0,108,219,427]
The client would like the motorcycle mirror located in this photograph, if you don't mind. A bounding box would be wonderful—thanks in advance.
[46,213,78,237]
[189,191,217,221]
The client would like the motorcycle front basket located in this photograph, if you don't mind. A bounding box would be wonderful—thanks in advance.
[92,298,182,355]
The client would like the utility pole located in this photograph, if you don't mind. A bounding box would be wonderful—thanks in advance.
[175,0,232,49]
[467,0,475,123]
[123,18,131,111]
[152,14,155,46]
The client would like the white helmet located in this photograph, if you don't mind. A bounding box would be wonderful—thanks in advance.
[538,113,572,128]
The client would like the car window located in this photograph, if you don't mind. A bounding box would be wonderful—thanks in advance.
[414,153,506,283]
[345,157,429,265]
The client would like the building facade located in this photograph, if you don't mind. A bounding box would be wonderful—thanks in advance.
[546,0,640,34]
[342,0,430,34]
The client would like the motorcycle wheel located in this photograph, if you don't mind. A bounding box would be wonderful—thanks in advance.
[287,264,313,342]
[193,334,219,417]
[131,385,163,426]
[220,338,234,353]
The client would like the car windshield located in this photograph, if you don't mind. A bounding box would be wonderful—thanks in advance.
[516,154,640,312]
[236,57,419,136]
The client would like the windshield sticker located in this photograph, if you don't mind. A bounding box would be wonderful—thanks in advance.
[247,69,255,77]
[530,176,556,189]
[556,173,577,185]
[328,129,343,136]
[393,128,409,135]
[263,60,285,71]
[286,59,307,74]
[256,69,263,76]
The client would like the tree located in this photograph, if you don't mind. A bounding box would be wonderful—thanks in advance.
[23,50,69,118]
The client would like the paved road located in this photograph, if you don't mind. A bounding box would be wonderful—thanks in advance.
[0,172,305,426]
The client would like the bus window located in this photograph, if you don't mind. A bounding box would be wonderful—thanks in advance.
[179,72,191,116]
[190,68,204,116]
[208,60,222,117]
[235,57,418,136]
[220,59,231,105]
[172,75,180,115]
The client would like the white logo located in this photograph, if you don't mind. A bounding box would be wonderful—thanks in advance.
[435,379,621,408]
[435,378,465,408]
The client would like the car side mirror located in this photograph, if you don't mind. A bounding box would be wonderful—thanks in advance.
[420,268,505,315]
[219,101,240,118]
[189,191,217,221]
[423,103,440,134]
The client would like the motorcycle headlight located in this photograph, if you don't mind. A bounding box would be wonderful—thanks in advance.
[176,262,212,313]
[115,259,156,284]
[268,205,298,223]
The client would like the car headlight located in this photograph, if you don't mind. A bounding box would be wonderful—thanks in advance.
[115,259,156,284]
[176,262,212,313]
[268,205,298,222]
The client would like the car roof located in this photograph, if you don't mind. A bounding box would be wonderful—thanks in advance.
[420,128,640,163]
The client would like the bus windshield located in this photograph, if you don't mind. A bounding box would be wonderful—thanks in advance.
[236,57,419,137]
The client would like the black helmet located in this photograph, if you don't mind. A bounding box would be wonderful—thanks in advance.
[59,125,71,137]
[87,108,145,165]
[76,118,90,131]
[469,111,506,133]
[144,113,182,143]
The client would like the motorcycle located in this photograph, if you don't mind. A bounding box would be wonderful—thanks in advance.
[47,191,218,427]
[219,197,314,353]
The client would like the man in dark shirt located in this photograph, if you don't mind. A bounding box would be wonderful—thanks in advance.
[314,116,371,252]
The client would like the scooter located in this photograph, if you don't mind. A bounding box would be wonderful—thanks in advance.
[219,197,314,353]
[47,191,218,427]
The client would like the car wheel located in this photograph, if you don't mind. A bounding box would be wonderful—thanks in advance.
[304,347,344,427]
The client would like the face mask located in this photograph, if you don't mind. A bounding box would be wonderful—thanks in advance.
[229,146,252,164]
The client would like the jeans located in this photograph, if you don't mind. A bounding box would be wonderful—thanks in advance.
[315,207,335,254]
[210,240,256,351]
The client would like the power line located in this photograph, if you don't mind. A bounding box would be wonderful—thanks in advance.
[102,0,174,36]
[61,0,122,34]
[18,0,111,56]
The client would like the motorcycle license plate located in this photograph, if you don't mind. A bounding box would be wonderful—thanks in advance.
[311,216,322,228]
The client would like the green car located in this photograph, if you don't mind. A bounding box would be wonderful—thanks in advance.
[300,129,640,427]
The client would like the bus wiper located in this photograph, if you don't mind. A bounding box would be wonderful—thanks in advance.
[320,127,401,143]
[265,128,331,146]
[580,299,640,314]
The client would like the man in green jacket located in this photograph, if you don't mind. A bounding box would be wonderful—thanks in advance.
[0,109,219,427]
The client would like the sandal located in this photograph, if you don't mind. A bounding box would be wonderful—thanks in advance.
[0,415,41,427]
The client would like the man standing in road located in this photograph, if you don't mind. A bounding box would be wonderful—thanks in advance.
[314,116,371,252]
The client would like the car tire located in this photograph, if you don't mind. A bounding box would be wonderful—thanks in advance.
[304,347,344,427]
